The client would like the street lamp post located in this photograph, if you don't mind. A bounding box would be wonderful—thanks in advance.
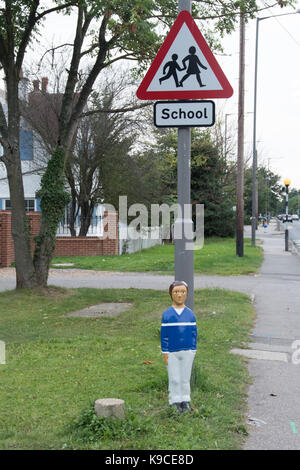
[284,178,291,251]
[251,9,300,247]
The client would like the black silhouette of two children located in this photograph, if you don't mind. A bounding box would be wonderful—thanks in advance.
[159,46,207,88]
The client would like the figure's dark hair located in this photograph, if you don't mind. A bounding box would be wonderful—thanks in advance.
[169,281,188,297]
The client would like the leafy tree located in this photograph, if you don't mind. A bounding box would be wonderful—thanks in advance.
[244,165,282,220]
[191,130,235,236]
[143,128,236,237]
[277,187,300,215]
[288,190,300,215]
[0,0,294,287]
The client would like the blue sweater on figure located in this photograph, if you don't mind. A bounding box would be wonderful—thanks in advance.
[161,306,197,353]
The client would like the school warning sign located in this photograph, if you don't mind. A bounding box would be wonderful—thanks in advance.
[136,10,233,100]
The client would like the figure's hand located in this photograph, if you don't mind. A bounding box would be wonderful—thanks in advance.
[163,353,168,365]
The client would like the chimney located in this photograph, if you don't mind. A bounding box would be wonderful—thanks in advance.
[41,77,48,93]
[33,80,40,92]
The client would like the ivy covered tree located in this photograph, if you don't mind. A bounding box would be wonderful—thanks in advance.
[0,0,295,288]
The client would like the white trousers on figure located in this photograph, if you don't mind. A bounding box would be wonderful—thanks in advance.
[167,350,196,405]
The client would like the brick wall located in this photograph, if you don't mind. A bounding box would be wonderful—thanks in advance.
[0,211,14,268]
[102,211,119,256]
[54,237,103,256]
[54,211,119,256]
[0,211,42,267]
[0,210,119,267]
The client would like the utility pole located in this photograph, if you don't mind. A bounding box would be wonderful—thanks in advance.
[174,0,194,308]
[236,10,245,257]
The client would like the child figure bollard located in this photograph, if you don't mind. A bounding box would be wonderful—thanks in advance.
[161,281,197,413]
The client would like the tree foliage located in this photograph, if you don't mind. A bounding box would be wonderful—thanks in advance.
[141,127,236,237]
[244,165,282,219]
[278,187,300,215]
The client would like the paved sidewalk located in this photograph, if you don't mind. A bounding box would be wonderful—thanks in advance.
[242,224,300,450]
[1,223,300,449]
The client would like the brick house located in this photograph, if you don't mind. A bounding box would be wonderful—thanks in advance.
[0,74,118,267]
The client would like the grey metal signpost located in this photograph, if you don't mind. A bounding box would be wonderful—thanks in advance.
[174,0,194,309]
[136,0,233,310]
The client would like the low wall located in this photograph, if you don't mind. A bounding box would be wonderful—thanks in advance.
[0,210,118,267]
[0,211,14,268]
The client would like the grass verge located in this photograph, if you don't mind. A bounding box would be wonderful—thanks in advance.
[0,286,254,450]
[51,237,263,276]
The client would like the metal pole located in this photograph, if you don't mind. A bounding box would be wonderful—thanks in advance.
[251,18,259,246]
[175,0,194,309]
[285,185,289,251]
[236,10,245,257]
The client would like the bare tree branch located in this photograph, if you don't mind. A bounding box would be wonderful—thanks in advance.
[16,0,39,72]
[38,43,75,69]
[80,101,152,118]
[58,5,87,141]
[64,13,111,137]
[103,53,139,67]
[35,1,76,22]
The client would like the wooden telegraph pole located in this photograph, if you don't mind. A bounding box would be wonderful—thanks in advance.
[236,10,245,257]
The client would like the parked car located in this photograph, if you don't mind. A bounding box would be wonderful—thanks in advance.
[282,214,293,222]
[292,214,299,221]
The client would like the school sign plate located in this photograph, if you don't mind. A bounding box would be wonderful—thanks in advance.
[136,10,233,101]
[154,100,215,127]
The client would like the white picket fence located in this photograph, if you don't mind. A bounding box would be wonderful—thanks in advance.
[118,223,163,254]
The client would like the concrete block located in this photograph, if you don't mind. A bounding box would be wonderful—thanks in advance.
[94,398,125,420]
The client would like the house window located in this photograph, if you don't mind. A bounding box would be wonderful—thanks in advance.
[4,200,11,210]
[25,199,35,212]
[4,199,35,211]
[20,130,33,161]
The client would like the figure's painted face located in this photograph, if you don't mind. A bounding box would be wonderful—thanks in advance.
[171,285,188,306]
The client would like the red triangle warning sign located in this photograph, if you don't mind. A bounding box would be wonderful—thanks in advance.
[136,10,233,100]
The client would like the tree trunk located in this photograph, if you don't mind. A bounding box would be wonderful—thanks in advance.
[69,196,77,237]
[6,159,38,288]
[65,161,77,236]
[5,70,38,288]
[78,201,93,236]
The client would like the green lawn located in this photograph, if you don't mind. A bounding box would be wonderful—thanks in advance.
[0,286,255,450]
[52,237,263,276]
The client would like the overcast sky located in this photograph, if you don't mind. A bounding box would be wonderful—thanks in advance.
[217,1,300,191]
